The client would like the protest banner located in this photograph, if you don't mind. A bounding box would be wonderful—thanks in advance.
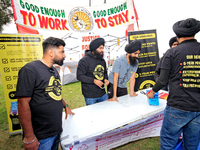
[0,34,43,135]
[79,34,101,57]
[128,30,159,91]
[61,111,164,150]
[12,0,136,33]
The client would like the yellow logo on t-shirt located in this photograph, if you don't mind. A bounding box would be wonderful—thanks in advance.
[45,76,62,101]
[93,65,104,80]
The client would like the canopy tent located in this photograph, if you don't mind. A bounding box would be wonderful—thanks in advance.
[54,60,78,85]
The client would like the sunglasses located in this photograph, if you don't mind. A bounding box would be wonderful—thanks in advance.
[48,68,59,79]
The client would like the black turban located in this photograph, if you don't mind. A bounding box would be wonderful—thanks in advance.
[125,39,141,53]
[173,18,200,38]
[89,38,105,52]
[169,36,178,47]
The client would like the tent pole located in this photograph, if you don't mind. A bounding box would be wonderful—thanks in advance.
[108,49,110,67]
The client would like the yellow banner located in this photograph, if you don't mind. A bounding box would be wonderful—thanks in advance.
[0,34,43,135]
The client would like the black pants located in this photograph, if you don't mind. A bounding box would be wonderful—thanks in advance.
[107,83,127,98]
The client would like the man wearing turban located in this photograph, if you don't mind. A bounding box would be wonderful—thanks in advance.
[77,37,109,105]
[107,39,141,102]
[147,18,200,149]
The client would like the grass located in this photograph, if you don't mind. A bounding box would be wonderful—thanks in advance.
[62,82,86,109]
[0,74,160,150]
[0,75,24,150]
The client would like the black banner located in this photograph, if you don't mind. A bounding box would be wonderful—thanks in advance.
[128,29,159,91]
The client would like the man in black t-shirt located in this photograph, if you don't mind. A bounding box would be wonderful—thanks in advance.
[147,18,200,150]
[154,36,179,91]
[16,37,74,150]
[77,38,109,105]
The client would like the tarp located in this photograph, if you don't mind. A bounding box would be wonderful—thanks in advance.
[60,89,168,149]
[54,60,78,85]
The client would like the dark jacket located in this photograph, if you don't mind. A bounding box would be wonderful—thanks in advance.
[154,55,168,91]
[77,51,108,98]
[160,39,200,111]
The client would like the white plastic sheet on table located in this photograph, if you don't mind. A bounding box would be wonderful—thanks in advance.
[61,89,167,148]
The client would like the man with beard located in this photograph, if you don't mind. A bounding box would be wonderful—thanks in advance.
[16,37,74,150]
[107,39,141,102]
[147,18,200,150]
[77,37,109,105]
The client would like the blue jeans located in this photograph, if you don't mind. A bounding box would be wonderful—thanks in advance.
[85,94,108,105]
[38,134,60,150]
[160,105,200,150]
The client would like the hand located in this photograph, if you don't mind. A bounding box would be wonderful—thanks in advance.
[24,137,39,150]
[65,107,75,119]
[130,92,138,97]
[104,79,110,87]
[107,97,119,102]
[94,79,104,88]
[146,90,155,99]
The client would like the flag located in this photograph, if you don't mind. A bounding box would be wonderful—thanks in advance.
[125,24,134,37]
[125,0,139,36]
[12,0,39,34]
[16,24,39,34]
[132,0,139,29]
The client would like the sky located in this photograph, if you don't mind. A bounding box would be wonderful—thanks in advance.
[2,0,200,60]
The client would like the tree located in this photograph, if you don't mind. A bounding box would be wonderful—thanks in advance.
[0,0,14,33]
